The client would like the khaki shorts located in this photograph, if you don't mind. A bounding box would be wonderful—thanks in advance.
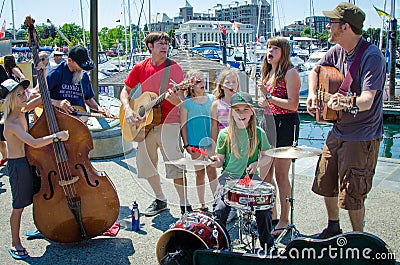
[136,123,184,179]
[312,131,381,210]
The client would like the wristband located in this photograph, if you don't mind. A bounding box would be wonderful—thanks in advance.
[183,144,190,149]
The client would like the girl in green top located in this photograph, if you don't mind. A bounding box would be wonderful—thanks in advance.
[210,92,274,250]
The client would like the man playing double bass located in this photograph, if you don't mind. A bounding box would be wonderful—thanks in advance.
[120,31,192,216]
[32,46,111,118]
[306,2,385,238]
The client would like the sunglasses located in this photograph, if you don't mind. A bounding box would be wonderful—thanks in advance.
[39,57,47,61]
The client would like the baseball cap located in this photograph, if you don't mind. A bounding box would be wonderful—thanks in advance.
[230,92,254,107]
[0,79,30,99]
[68,46,94,71]
[322,2,365,32]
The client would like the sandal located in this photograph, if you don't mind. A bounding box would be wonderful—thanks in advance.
[271,227,286,238]
[8,247,29,260]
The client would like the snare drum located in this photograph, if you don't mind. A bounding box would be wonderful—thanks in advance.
[226,179,275,210]
[156,211,230,263]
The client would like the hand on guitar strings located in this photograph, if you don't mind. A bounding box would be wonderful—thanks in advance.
[58,99,75,114]
[124,106,143,128]
[97,106,116,119]
[306,94,317,117]
[327,93,346,111]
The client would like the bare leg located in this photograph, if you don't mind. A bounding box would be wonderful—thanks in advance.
[10,208,27,253]
[349,207,365,231]
[195,168,206,207]
[260,162,277,220]
[273,158,291,231]
[324,196,339,220]
[147,174,165,199]
[206,165,218,196]
[173,177,188,204]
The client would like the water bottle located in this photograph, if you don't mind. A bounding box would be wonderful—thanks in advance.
[132,201,140,231]
[108,85,114,97]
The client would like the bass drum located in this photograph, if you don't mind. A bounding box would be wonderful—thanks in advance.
[156,211,230,264]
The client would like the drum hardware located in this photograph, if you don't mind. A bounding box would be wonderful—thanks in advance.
[225,178,276,254]
[237,209,258,254]
[265,126,322,249]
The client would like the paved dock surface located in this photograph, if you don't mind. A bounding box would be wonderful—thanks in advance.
[0,147,399,264]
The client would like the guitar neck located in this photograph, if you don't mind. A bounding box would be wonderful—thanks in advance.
[73,111,116,119]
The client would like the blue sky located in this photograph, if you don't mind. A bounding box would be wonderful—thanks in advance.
[1,0,399,31]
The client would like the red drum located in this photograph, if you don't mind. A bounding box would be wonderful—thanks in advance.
[156,211,230,263]
[226,179,276,210]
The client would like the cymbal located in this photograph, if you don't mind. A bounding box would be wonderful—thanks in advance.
[265,145,322,159]
[164,158,211,167]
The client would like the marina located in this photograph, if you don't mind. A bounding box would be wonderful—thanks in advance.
[0,0,399,264]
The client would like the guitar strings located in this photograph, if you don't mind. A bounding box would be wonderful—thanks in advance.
[31,32,78,206]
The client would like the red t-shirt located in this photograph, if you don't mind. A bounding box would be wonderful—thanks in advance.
[124,58,184,123]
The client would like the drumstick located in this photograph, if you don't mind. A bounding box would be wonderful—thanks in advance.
[188,146,216,162]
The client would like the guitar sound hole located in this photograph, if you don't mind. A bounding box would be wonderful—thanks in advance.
[138,106,146,118]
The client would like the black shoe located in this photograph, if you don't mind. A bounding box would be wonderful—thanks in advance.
[180,205,193,215]
[313,228,343,239]
[143,199,168,216]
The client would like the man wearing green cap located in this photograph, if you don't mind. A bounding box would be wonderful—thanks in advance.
[306,2,385,238]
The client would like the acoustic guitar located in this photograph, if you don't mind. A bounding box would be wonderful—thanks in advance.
[315,66,355,123]
[120,78,199,142]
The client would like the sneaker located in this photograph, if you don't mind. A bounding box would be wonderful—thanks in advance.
[143,199,168,216]
[313,228,343,239]
[227,208,238,223]
[180,205,193,215]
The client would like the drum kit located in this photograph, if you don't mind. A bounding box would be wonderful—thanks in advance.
[157,142,322,262]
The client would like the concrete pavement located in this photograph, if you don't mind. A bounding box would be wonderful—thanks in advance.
[0,148,399,264]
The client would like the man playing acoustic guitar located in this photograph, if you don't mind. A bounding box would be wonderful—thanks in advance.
[120,32,193,216]
[306,2,385,238]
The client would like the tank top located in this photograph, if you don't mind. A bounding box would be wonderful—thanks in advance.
[265,79,298,115]
[217,99,230,130]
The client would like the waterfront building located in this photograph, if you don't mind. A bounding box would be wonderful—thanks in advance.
[175,20,254,48]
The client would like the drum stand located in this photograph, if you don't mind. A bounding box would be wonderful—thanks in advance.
[238,209,258,254]
[273,158,301,248]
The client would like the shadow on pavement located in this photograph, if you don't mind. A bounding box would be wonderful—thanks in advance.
[24,237,134,265]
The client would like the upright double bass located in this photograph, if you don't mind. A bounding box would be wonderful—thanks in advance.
[24,17,120,243]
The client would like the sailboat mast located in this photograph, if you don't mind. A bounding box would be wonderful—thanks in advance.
[256,0,261,40]
[149,0,151,34]
[128,0,133,54]
[11,0,15,40]
[379,0,387,51]
[80,0,86,46]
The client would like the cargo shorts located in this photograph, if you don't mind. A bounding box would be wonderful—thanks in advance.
[312,131,381,210]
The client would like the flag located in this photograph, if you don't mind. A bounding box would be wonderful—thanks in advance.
[373,5,391,18]
[217,22,226,36]
[232,22,240,33]
[0,20,5,39]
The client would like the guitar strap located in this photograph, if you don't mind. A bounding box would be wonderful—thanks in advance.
[338,40,371,95]
[159,58,172,96]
